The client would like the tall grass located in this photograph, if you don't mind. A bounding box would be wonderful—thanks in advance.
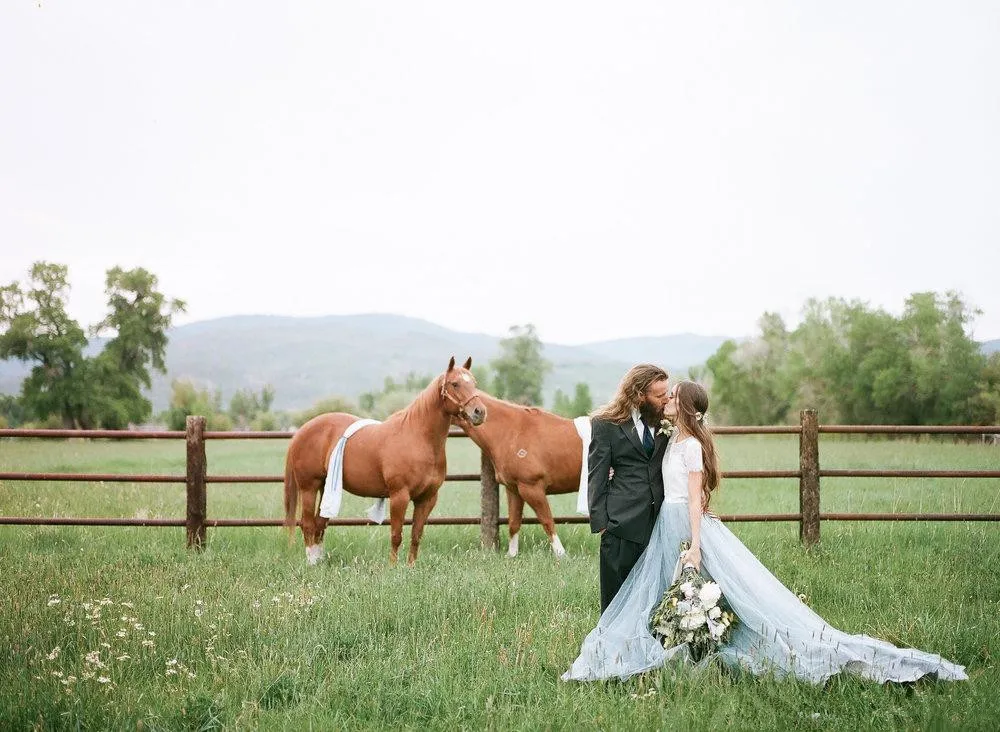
[1,435,998,730]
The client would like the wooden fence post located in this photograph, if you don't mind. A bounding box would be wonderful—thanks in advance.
[799,409,820,547]
[480,451,500,551]
[186,415,207,550]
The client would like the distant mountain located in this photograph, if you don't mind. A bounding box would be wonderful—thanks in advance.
[0,314,731,413]
[4,317,998,414]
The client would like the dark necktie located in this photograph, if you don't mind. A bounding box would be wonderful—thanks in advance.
[642,420,654,456]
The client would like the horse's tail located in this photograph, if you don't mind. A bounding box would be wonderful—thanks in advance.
[283,454,298,539]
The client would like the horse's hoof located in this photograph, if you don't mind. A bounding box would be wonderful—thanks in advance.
[551,536,566,557]
[305,545,324,565]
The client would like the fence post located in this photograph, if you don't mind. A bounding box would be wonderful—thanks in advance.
[186,415,207,550]
[799,409,820,547]
[480,451,500,551]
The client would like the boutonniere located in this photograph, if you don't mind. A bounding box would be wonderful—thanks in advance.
[657,419,674,437]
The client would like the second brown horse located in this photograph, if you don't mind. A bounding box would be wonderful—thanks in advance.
[457,391,585,557]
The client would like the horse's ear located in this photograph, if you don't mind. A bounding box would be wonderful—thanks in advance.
[448,356,456,372]
[463,357,472,370]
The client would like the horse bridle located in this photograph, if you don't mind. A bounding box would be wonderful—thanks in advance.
[440,374,479,418]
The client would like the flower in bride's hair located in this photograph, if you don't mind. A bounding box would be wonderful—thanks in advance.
[695,412,704,422]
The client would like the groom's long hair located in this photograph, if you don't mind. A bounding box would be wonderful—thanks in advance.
[591,364,668,424]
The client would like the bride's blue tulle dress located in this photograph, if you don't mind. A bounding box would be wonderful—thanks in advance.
[562,438,968,684]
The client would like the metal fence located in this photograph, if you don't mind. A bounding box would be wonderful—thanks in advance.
[2,411,998,550]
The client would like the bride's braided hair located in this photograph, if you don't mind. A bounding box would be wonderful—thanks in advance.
[674,381,720,510]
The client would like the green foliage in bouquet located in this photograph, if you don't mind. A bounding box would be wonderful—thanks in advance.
[649,541,737,661]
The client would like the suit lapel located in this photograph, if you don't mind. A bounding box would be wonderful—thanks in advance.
[653,431,670,461]
[620,421,647,458]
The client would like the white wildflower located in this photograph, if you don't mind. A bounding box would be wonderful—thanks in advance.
[46,646,61,661]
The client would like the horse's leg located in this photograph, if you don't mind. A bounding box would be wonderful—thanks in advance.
[387,490,410,566]
[521,482,565,557]
[299,476,326,565]
[407,490,439,566]
[506,486,525,558]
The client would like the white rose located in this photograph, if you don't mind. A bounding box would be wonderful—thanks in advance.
[679,611,707,630]
[709,621,727,639]
[698,582,722,607]
[708,606,722,620]
[679,582,695,599]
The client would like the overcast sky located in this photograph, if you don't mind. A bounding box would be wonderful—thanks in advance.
[2,2,998,345]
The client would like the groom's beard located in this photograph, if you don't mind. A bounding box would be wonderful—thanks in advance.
[639,401,662,426]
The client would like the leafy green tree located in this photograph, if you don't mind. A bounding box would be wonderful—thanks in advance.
[470,365,492,394]
[229,384,276,428]
[357,371,433,419]
[164,380,225,431]
[901,291,984,423]
[552,382,593,417]
[490,324,551,406]
[0,264,90,427]
[972,353,1000,424]
[709,292,989,425]
[293,396,357,426]
[0,262,184,428]
[0,394,26,428]
[705,313,793,424]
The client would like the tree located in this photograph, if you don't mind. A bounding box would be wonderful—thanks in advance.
[358,371,433,419]
[706,291,989,425]
[552,382,593,418]
[229,384,276,428]
[0,262,184,428]
[705,313,793,424]
[0,394,26,428]
[164,379,230,431]
[972,353,1000,425]
[293,396,358,426]
[0,263,89,428]
[490,324,551,406]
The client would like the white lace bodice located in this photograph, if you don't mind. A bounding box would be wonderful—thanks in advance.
[661,436,703,503]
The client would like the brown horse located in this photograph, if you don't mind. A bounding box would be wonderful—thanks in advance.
[284,357,486,566]
[457,391,584,557]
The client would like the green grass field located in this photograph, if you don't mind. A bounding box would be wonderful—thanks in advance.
[1,435,998,730]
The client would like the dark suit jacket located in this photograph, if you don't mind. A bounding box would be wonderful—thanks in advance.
[588,416,668,545]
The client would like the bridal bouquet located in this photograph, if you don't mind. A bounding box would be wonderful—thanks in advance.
[649,542,736,661]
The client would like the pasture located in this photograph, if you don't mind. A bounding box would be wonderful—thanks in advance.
[1,435,998,730]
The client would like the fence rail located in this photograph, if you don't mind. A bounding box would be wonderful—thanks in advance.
[2,411,999,549]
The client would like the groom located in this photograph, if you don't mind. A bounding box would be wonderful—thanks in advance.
[588,364,670,612]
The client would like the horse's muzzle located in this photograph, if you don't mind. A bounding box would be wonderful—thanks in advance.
[467,405,487,426]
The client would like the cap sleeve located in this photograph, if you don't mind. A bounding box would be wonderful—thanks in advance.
[683,438,704,473]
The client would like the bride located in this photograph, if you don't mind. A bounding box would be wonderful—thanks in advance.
[562,380,968,684]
